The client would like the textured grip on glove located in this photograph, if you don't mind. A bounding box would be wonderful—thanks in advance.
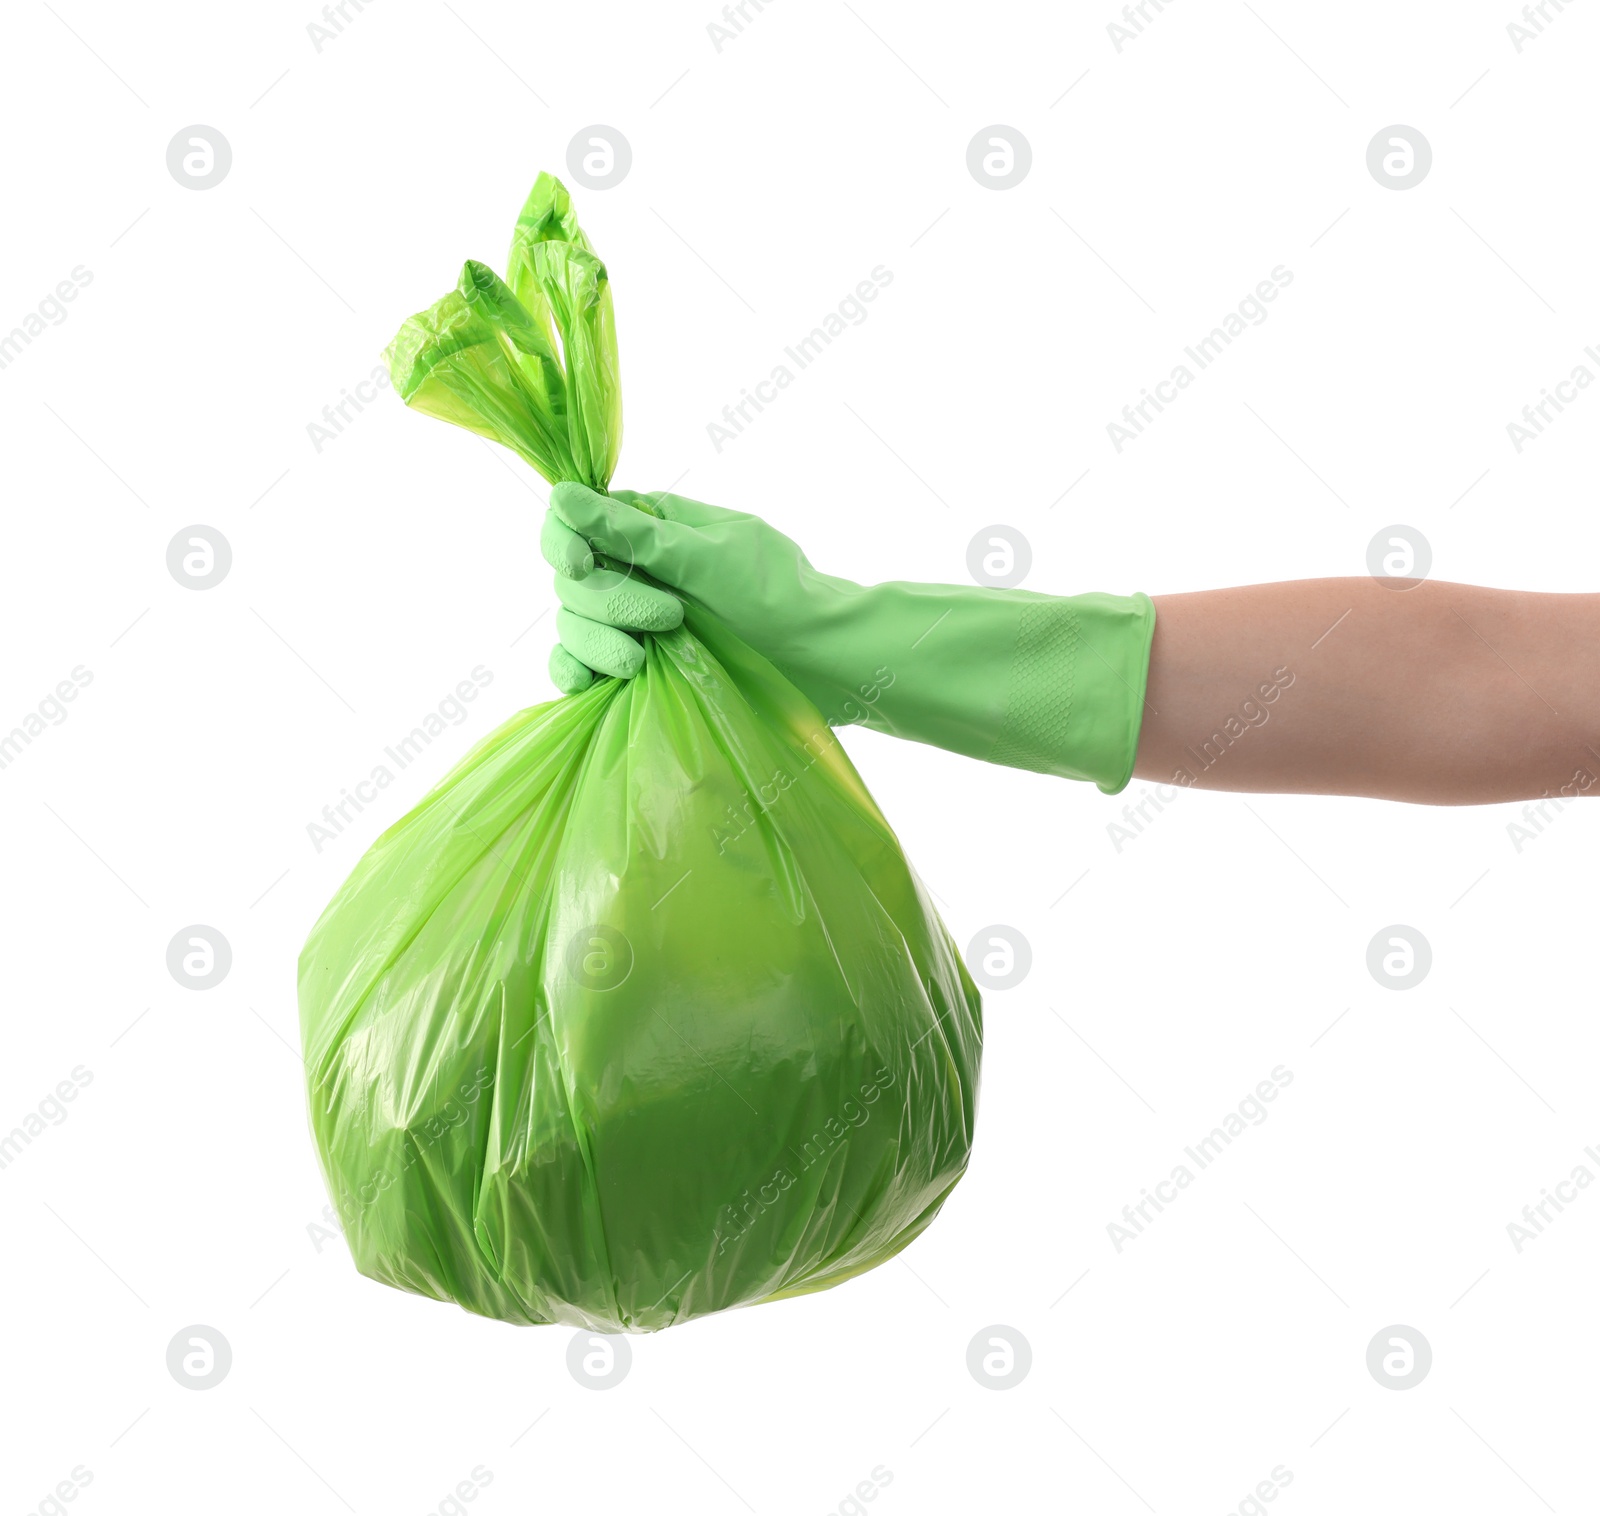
[991,592,1154,794]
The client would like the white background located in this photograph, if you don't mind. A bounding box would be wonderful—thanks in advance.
[2,1,1598,1512]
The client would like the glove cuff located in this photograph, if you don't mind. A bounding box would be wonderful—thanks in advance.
[989,592,1155,793]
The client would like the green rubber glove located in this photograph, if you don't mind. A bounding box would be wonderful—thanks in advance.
[543,483,1156,794]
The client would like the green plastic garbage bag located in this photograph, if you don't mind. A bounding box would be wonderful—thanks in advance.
[297,174,983,1332]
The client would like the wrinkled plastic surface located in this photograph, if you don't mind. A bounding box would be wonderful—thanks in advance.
[298,174,983,1331]
[383,175,620,488]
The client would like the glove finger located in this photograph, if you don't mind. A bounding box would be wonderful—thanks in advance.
[554,565,683,632]
[549,643,595,695]
[550,481,698,583]
[609,488,740,529]
[541,510,595,579]
[556,608,645,679]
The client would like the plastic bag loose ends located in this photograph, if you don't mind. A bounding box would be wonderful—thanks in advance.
[298,174,983,1332]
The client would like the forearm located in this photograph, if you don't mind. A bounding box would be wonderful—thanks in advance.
[1132,579,1600,804]
[543,486,1600,805]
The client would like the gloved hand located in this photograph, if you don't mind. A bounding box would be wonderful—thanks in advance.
[542,483,1156,793]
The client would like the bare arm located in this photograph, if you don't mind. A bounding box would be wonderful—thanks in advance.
[1132,579,1600,805]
